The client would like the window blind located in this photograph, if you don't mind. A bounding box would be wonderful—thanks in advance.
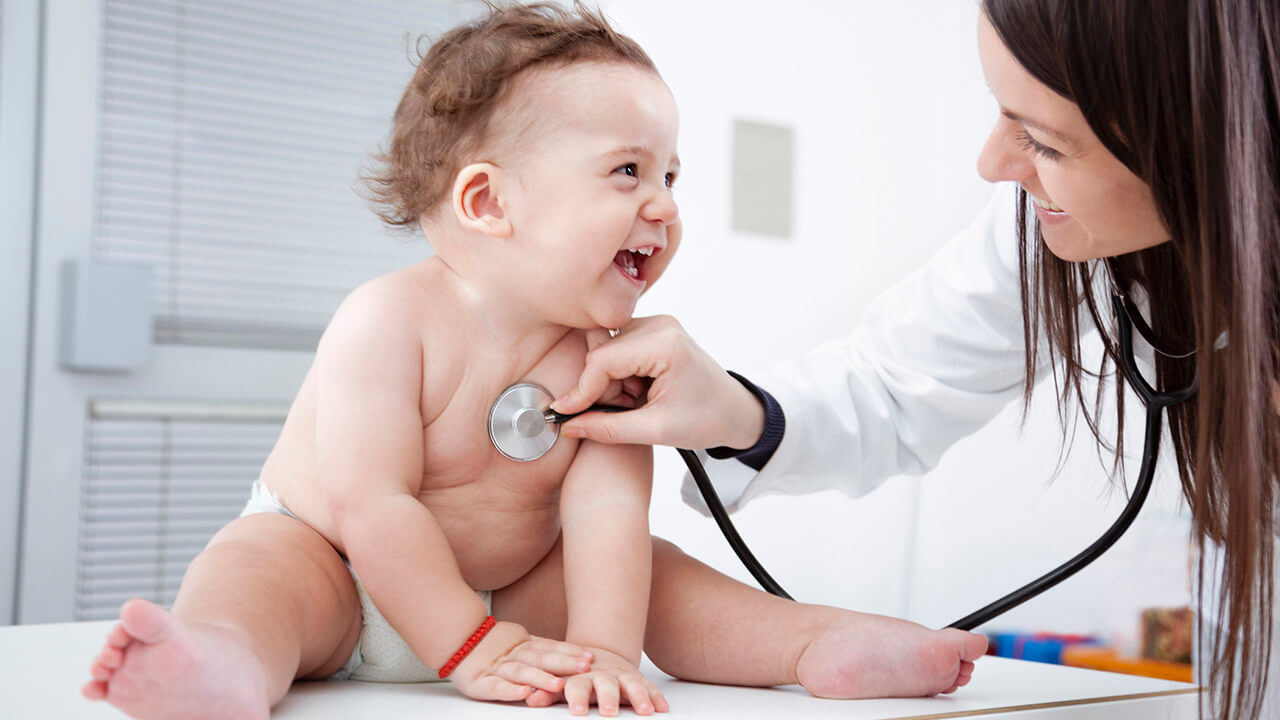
[93,0,453,350]
[75,401,287,620]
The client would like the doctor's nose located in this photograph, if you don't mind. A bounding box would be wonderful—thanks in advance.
[977,120,1035,184]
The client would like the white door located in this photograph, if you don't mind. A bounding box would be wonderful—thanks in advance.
[17,0,457,623]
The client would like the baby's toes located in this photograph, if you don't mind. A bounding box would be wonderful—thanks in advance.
[89,660,115,683]
[81,679,108,700]
[106,623,133,649]
[97,644,126,670]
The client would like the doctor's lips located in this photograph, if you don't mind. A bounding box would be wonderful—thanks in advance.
[613,244,662,281]
[1029,192,1070,211]
[1029,193,1071,222]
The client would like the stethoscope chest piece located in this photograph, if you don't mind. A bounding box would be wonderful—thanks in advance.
[488,383,558,462]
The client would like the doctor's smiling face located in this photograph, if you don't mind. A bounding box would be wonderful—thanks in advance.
[974,13,1170,262]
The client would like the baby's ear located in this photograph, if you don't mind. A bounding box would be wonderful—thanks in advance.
[451,163,512,239]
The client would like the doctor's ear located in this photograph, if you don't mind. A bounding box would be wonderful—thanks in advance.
[451,163,512,239]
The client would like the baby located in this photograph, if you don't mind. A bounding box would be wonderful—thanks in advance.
[82,3,987,718]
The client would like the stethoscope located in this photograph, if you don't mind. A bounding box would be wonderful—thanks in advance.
[487,278,1197,630]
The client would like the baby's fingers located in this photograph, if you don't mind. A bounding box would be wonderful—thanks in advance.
[495,661,567,695]
[511,646,592,676]
[524,687,562,708]
[594,673,621,717]
[524,636,593,660]
[463,675,535,703]
[620,673,668,715]
[565,673,595,716]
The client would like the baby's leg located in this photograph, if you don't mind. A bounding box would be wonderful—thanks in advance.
[82,513,362,720]
[642,538,987,698]
[497,536,986,701]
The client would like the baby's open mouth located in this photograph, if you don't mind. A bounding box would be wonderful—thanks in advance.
[613,246,658,282]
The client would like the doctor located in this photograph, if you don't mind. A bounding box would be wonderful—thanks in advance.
[551,2,1278,719]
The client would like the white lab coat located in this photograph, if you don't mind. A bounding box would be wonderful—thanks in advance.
[684,182,1054,512]
[684,181,1280,712]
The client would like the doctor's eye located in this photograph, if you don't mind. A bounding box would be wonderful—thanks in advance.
[615,163,638,178]
[1016,130,1063,162]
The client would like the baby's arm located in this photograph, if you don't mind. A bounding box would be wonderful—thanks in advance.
[314,283,589,700]
[558,440,664,714]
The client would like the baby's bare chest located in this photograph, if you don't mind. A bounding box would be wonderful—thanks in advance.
[420,337,586,489]
[416,339,588,588]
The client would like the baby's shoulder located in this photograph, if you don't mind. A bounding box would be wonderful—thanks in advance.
[316,262,438,359]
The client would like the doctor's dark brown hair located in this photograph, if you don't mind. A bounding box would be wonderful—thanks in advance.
[364,1,657,229]
[982,1,1280,718]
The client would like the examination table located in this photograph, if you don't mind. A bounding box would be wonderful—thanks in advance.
[2,620,1199,718]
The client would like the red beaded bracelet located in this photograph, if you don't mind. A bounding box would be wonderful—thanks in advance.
[438,615,497,679]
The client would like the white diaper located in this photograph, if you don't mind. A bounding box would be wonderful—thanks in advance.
[240,481,493,683]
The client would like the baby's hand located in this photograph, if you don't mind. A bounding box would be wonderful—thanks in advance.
[448,621,593,703]
[532,647,668,717]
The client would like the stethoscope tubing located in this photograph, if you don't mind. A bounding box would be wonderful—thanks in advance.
[538,294,1196,631]
[947,296,1196,629]
[944,401,1162,629]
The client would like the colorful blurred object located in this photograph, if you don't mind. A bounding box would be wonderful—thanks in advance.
[986,632,1100,665]
[1061,645,1193,683]
[1141,606,1194,664]
[986,617,1194,684]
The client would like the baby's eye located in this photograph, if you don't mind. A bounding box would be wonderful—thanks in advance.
[615,163,638,178]
[665,172,677,189]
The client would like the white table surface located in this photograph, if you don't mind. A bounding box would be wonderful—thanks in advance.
[1,621,1200,719]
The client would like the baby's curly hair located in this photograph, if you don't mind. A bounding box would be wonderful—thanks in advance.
[365,1,657,229]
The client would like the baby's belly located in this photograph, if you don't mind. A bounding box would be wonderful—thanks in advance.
[429,491,562,592]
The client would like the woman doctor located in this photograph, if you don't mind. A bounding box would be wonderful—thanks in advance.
[551,2,1279,719]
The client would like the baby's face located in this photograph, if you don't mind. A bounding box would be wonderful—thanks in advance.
[501,62,681,330]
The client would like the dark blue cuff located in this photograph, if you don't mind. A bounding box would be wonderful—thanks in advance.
[705,371,785,471]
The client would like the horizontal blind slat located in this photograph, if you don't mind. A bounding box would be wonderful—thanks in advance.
[76,408,284,619]
[94,0,445,351]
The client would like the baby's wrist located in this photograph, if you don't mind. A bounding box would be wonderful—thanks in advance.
[572,642,640,668]
[445,618,516,682]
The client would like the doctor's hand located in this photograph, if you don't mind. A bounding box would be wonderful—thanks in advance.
[552,315,765,450]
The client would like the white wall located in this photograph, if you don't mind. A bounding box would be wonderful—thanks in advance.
[601,0,1192,644]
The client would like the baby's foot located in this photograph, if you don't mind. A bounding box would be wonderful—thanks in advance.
[82,598,271,720]
[795,613,987,699]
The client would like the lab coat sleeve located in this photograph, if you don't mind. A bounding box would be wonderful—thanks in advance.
[683,183,1033,513]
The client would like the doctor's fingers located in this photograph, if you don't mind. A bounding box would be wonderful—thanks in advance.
[559,405,670,447]
[584,326,615,352]
[553,316,694,415]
